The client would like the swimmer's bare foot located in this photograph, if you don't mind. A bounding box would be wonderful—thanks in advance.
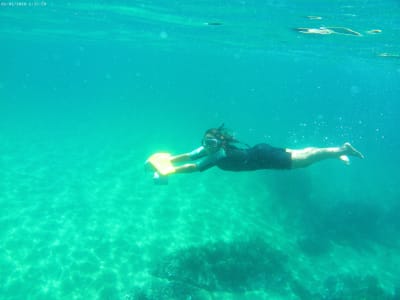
[343,142,364,159]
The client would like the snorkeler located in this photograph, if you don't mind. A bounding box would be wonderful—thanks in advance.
[146,125,364,183]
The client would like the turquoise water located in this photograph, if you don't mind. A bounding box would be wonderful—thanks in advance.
[1,1,400,299]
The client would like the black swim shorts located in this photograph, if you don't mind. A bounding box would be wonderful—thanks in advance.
[217,143,292,171]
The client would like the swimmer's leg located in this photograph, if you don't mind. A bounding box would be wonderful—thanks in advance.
[287,143,364,168]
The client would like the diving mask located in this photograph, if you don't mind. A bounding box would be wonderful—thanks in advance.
[202,137,221,148]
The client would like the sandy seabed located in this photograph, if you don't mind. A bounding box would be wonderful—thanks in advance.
[0,138,399,300]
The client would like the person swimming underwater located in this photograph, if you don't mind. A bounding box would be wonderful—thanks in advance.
[151,124,363,181]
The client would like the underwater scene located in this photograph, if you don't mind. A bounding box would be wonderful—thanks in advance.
[1,0,400,299]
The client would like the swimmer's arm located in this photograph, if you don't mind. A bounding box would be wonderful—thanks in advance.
[174,163,199,173]
[170,146,206,163]
[170,153,191,163]
[174,149,223,173]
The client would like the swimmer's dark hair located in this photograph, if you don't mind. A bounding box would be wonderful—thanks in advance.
[204,124,243,148]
